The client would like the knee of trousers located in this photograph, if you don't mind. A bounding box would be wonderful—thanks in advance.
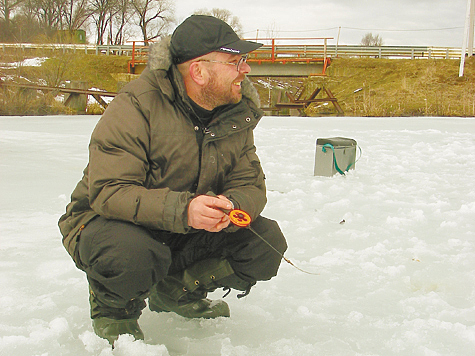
[227,216,288,282]
[254,217,288,254]
[77,217,172,306]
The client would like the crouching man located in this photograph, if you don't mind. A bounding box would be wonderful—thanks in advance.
[58,15,287,345]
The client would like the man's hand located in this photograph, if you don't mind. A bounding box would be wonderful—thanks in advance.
[187,195,233,232]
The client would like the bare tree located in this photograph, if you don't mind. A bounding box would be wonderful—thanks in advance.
[107,0,131,44]
[62,0,91,33]
[0,0,26,37]
[194,8,242,37]
[90,0,114,44]
[131,0,173,44]
[3,0,89,41]
[361,32,383,46]
[14,0,42,41]
[31,0,65,35]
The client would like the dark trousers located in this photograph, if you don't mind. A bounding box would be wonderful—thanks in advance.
[77,216,287,310]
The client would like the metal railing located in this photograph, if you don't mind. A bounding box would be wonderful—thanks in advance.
[246,38,332,63]
[0,41,465,60]
[0,42,135,55]
[330,45,463,59]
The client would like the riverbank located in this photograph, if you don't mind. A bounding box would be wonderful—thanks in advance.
[310,57,475,117]
[1,51,474,117]
[252,57,475,117]
[0,52,129,115]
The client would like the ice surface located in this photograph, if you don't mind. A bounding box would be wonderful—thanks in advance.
[1,115,474,355]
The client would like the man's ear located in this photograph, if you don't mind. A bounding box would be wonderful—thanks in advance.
[189,61,208,86]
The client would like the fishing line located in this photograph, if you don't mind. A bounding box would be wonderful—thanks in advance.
[227,209,319,276]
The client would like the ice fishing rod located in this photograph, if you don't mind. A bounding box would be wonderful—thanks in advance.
[226,209,319,276]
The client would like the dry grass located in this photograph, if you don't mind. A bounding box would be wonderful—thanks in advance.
[305,57,475,117]
[0,49,129,115]
[0,85,75,115]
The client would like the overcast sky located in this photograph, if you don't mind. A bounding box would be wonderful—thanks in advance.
[173,0,471,48]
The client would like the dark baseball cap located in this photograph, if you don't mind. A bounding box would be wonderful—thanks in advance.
[170,15,263,64]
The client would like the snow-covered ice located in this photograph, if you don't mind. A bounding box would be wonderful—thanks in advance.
[1,115,474,355]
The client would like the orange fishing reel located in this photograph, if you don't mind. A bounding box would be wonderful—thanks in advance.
[228,209,252,227]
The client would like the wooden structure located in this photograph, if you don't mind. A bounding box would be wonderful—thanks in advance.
[269,85,344,116]
[0,81,117,111]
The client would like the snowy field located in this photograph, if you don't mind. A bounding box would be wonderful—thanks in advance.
[1,115,474,356]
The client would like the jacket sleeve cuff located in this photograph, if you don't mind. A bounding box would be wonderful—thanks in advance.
[163,190,194,233]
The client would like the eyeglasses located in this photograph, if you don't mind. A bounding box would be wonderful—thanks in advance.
[197,54,249,72]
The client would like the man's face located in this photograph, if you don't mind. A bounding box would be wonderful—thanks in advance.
[200,52,251,109]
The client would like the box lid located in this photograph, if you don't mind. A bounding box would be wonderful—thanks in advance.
[316,137,357,146]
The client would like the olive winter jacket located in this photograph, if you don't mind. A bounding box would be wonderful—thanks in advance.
[58,37,266,259]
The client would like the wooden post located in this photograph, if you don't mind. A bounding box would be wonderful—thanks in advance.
[64,81,88,114]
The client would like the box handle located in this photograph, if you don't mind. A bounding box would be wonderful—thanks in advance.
[322,143,362,175]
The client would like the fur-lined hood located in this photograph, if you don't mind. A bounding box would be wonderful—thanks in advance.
[147,37,261,108]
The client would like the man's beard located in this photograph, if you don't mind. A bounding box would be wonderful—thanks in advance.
[199,70,242,109]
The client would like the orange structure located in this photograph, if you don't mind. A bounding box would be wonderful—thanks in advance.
[128,38,333,76]
[246,37,332,76]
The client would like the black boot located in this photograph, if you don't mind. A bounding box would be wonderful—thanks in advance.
[149,288,230,318]
[149,258,254,318]
[89,287,146,345]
